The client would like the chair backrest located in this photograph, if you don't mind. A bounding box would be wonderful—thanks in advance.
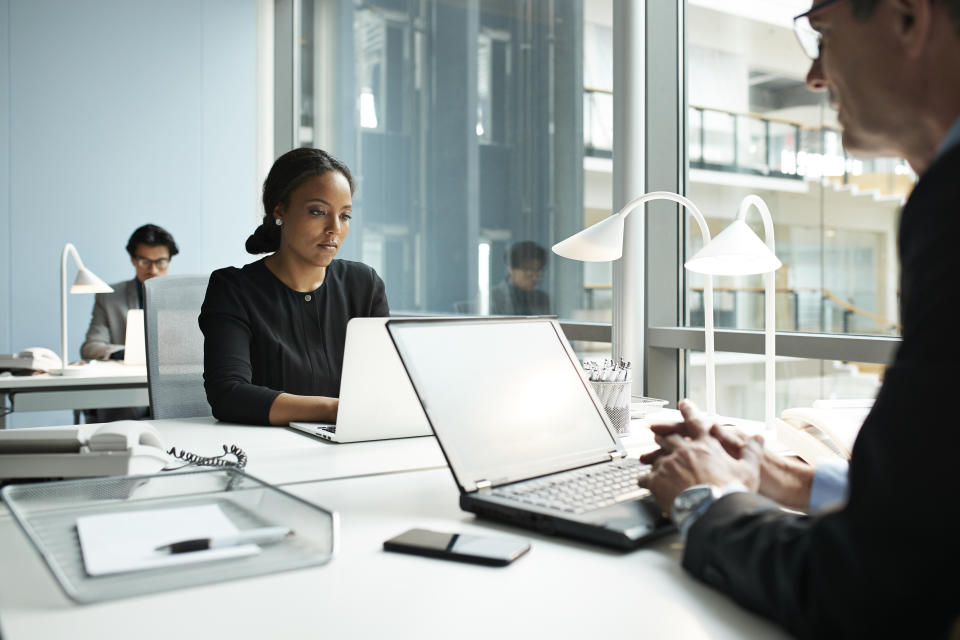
[144,274,213,419]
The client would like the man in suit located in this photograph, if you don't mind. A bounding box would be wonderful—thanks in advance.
[80,223,179,421]
[638,0,960,636]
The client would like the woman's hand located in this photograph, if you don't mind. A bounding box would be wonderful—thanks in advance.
[268,393,339,426]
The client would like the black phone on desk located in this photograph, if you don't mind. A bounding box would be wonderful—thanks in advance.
[383,528,530,567]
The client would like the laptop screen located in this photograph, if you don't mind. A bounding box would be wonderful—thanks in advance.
[389,318,620,491]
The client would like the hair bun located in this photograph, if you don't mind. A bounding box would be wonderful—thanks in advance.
[245,222,279,254]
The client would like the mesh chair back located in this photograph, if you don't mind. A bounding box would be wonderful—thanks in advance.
[144,275,213,419]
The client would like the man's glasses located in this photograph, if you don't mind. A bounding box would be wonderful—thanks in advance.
[793,0,847,60]
[134,256,170,269]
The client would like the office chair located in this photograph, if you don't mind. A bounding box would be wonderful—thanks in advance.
[144,274,213,419]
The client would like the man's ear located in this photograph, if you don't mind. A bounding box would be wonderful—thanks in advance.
[891,0,933,59]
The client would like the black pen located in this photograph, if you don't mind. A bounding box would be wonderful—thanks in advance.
[155,526,293,554]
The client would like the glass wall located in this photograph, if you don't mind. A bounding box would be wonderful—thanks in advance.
[679,0,910,417]
[296,0,598,330]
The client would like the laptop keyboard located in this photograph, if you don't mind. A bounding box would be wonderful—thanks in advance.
[490,461,650,515]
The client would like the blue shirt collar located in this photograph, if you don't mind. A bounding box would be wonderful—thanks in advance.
[937,113,960,159]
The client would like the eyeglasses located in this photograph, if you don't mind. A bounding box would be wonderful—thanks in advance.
[793,0,847,60]
[134,256,170,269]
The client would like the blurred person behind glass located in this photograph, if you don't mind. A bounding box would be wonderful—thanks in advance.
[490,241,551,316]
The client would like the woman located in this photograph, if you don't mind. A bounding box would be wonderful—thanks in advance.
[200,148,389,425]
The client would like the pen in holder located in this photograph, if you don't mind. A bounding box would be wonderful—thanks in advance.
[590,380,632,436]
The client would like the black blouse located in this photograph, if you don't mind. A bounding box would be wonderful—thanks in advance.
[199,258,389,425]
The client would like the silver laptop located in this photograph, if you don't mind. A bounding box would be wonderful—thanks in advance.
[387,317,672,549]
[288,317,431,443]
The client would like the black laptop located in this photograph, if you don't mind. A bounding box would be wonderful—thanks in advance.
[387,317,673,550]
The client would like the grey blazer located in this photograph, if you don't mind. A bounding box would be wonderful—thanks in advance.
[80,279,140,361]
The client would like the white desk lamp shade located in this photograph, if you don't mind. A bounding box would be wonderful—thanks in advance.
[552,213,625,261]
[684,219,782,276]
[70,266,113,294]
[60,243,113,375]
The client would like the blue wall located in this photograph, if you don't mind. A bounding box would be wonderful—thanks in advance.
[1,0,258,427]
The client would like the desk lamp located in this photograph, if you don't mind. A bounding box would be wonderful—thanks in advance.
[685,194,781,429]
[60,243,113,376]
[552,191,719,416]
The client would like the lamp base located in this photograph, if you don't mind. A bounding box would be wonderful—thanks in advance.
[56,364,94,377]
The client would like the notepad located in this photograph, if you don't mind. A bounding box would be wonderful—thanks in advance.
[76,504,261,576]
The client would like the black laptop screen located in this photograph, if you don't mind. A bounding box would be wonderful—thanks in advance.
[389,319,619,490]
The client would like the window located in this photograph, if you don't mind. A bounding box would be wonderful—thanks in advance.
[643,0,907,418]
[293,0,611,358]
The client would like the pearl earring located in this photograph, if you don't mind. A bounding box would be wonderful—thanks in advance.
[275,218,282,226]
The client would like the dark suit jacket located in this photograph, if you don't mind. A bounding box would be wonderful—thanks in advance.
[683,145,960,638]
[80,278,139,361]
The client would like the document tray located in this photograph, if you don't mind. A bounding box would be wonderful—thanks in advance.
[1,468,337,604]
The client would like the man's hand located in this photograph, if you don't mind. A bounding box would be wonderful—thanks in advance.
[638,400,763,515]
[710,421,815,511]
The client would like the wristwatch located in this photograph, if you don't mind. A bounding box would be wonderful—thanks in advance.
[671,483,724,533]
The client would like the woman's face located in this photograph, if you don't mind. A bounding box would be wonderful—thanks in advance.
[274,171,352,268]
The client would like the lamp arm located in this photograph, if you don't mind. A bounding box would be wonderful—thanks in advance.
[60,243,83,374]
[616,191,713,245]
[737,195,776,251]
[737,195,778,430]
[616,191,716,416]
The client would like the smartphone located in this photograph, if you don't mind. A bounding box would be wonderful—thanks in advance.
[383,528,531,567]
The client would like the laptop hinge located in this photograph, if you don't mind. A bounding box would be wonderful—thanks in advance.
[475,479,492,490]
[609,450,623,460]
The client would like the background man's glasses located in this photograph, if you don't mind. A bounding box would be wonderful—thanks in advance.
[793,0,847,60]
[134,256,170,269]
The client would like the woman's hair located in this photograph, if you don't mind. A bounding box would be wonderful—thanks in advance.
[126,223,180,258]
[245,147,355,255]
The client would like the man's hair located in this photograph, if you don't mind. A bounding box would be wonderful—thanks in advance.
[850,0,960,28]
[507,241,548,268]
[126,224,179,258]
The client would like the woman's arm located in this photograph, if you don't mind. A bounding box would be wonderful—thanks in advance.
[200,272,283,425]
[267,393,338,425]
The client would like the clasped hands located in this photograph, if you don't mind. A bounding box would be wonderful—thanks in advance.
[637,399,814,516]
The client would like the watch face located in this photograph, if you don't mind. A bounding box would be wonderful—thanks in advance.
[672,485,720,527]
[677,486,713,510]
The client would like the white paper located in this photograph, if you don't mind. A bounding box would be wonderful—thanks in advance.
[76,504,260,576]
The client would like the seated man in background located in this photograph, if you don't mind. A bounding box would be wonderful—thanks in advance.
[81,223,179,421]
[489,241,551,316]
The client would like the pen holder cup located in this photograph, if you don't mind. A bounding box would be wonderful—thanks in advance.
[590,380,632,436]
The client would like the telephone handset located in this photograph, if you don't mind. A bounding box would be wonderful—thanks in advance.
[0,421,170,480]
[776,403,872,463]
[0,347,63,373]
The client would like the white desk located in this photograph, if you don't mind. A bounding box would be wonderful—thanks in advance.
[0,362,149,429]
[151,416,449,485]
[0,467,787,639]
[0,411,791,639]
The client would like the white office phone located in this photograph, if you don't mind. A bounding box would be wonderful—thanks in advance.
[0,421,170,480]
[775,400,873,463]
[0,347,63,373]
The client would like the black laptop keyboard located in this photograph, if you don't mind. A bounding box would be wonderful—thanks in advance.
[490,461,650,515]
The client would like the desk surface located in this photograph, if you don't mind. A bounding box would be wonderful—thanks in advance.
[0,362,147,390]
[152,416,450,485]
[0,467,787,640]
[0,411,789,639]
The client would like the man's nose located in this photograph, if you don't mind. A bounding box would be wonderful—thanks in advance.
[806,58,826,91]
